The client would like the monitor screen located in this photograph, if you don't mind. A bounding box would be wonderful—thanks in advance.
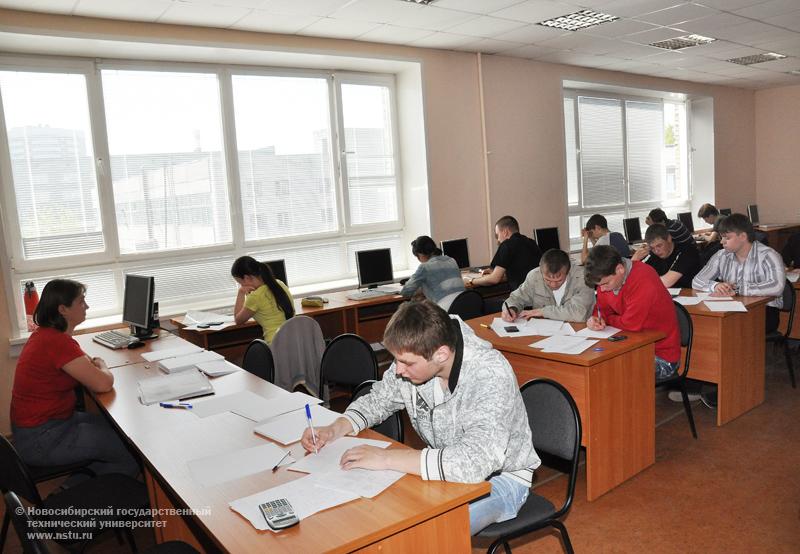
[441,238,470,269]
[720,208,732,216]
[747,204,759,224]
[264,259,288,286]
[623,217,642,243]
[123,274,154,331]
[677,212,694,233]
[356,248,394,289]
[535,227,560,252]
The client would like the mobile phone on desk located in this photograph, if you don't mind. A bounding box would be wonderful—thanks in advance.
[504,326,520,333]
[608,335,628,342]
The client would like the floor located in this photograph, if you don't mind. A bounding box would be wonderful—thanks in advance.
[2,346,798,553]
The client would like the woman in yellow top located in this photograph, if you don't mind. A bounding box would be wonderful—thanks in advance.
[231,256,295,343]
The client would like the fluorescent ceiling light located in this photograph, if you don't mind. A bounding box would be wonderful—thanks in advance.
[650,34,716,51]
[537,9,619,32]
[400,0,436,4]
[727,52,787,65]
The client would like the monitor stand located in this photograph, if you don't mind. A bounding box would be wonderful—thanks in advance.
[131,325,158,341]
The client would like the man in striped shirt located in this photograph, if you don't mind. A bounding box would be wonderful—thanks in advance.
[647,208,696,249]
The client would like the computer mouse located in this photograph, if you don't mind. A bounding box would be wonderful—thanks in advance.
[127,341,146,349]
[399,278,409,285]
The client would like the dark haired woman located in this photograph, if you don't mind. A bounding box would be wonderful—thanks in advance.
[231,256,295,343]
[400,235,465,310]
[10,279,139,481]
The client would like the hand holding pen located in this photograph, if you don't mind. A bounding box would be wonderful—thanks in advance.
[501,301,518,322]
[587,293,606,331]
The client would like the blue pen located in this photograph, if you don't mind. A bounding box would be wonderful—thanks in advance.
[305,403,319,454]
[159,402,192,410]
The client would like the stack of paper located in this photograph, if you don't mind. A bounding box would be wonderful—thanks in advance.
[183,310,236,331]
[138,370,213,405]
[142,344,203,363]
[703,301,747,312]
[195,359,241,377]
[530,335,599,355]
[254,404,342,444]
[158,350,224,374]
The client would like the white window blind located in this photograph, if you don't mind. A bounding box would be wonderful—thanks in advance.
[102,70,232,255]
[339,83,398,226]
[578,97,624,208]
[232,75,338,242]
[563,97,579,207]
[0,71,104,260]
[626,100,663,204]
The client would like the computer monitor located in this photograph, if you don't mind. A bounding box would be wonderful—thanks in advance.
[747,204,759,224]
[123,274,156,339]
[355,248,394,289]
[720,208,732,216]
[677,212,694,233]
[535,227,560,252]
[441,238,470,269]
[263,259,288,286]
[623,217,642,244]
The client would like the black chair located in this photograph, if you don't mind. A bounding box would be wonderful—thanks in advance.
[351,380,404,443]
[657,302,698,438]
[447,290,484,320]
[242,339,276,383]
[477,379,582,554]
[754,230,769,246]
[766,280,796,388]
[320,334,379,403]
[0,434,149,553]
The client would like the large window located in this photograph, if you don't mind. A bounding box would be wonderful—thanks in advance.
[563,90,690,249]
[0,61,405,331]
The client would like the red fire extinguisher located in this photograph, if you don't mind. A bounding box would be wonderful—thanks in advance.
[24,281,39,332]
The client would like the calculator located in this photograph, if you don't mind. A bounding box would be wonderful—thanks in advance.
[259,498,299,530]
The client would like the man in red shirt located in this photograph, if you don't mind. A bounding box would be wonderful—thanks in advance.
[584,245,681,380]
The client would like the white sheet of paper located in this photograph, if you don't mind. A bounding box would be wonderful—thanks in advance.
[191,389,286,419]
[490,317,540,338]
[787,272,799,283]
[158,350,225,373]
[673,296,703,306]
[529,319,574,336]
[313,467,405,499]
[254,404,342,445]
[184,310,235,325]
[187,443,291,487]
[229,473,360,531]
[695,293,734,301]
[195,359,242,377]
[530,335,598,354]
[233,390,323,423]
[575,326,621,339]
[289,436,391,475]
[667,288,681,296]
[142,344,203,362]
[703,301,748,312]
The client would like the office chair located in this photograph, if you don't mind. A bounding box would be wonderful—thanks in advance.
[476,379,581,554]
[242,339,275,383]
[658,302,698,438]
[351,380,404,443]
[447,290,484,320]
[320,334,379,405]
[766,280,796,388]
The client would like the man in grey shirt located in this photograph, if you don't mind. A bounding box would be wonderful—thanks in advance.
[581,213,630,263]
[502,249,594,323]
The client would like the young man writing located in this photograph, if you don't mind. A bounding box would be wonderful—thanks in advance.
[502,248,594,323]
[632,223,701,289]
[301,300,540,535]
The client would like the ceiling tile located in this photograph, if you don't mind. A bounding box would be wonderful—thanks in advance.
[327,0,423,24]
[358,24,435,44]
[74,0,170,21]
[582,18,661,37]
[157,3,251,27]
[408,31,476,49]
[501,44,562,59]
[455,37,522,54]
[298,16,381,39]
[443,15,528,38]
[612,40,665,59]
[229,10,322,33]
[491,0,584,24]
[693,0,767,11]
[187,0,265,7]
[433,0,523,15]
[0,0,76,13]
[259,0,352,17]
[633,3,717,26]
[624,26,694,45]
[711,20,784,42]
[390,5,477,31]
[751,36,800,57]
[754,56,800,71]
[676,12,751,33]
[764,10,800,32]
[734,0,800,19]
[599,0,688,18]
[536,33,620,55]
[492,23,569,44]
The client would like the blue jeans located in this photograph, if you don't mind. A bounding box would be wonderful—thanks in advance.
[12,411,139,481]
[655,356,679,381]
[469,473,530,535]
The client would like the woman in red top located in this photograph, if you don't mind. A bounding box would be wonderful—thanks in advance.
[11,279,139,482]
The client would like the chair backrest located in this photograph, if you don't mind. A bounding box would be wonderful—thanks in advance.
[447,290,484,320]
[242,339,275,383]
[321,334,378,389]
[673,301,693,378]
[754,230,769,246]
[520,379,581,519]
[0,435,42,505]
[271,315,325,396]
[351,380,404,443]
[4,491,50,554]
[781,279,796,326]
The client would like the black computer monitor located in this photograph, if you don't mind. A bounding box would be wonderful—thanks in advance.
[355,248,394,289]
[623,217,642,243]
[747,204,759,224]
[441,238,470,269]
[720,208,732,216]
[535,227,560,252]
[123,274,156,339]
[263,259,288,286]
[677,212,694,233]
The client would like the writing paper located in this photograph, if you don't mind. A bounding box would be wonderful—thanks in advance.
[187,443,290,487]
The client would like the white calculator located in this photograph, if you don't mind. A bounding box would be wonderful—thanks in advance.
[259,498,299,530]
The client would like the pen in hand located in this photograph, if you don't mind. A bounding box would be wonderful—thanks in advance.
[305,403,319,454]
[503,301,516,319]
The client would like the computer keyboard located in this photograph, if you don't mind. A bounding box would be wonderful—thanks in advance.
[346,289,397,301]
[92,330,134,349]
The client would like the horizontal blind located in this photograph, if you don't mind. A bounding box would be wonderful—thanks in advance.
[0,71,104,260]
[20,270,117,320]
[563,97,579,206]
[626,100,662,204]
[340,83,398,226]
[102,70,232,255]
[578,96,624,208]
[232,75,338,241]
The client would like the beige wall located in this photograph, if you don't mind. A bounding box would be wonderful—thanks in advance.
[755,84,800,223]
[0,9,763,434]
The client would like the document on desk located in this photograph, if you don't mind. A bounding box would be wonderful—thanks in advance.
[673,296,703,306]
[183,310,236,331]
[695,293,734,301]
[158,350,225,373]
[230,473,360,532]
[530,335,598,354]
[195,359,242,377]
[289,436,390,475]
[490,317,539,337]
[191,389,321,421]
[187,442,292,487]
[138,370,213,405]
[254,404,342,444]
[667,288,681,296]
[314,467,405,499]
[141,344,203,362]
[575,325,621,339]
[703,301,748,312]
[529,319,576,336]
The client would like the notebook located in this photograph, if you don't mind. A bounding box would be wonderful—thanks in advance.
[138,370,213,405]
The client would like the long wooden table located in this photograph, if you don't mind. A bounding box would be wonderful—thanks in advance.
[678,291,771,426]
[467,315,663,501]
[77,333,488,553]
[755,223,800,254]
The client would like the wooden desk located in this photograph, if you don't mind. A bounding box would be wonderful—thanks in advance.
[74,329,184,369]
[778,278,800,340]
[679,291,771,426]
[467,315,663,501]
[756,223,800,254]
[81,334,488,553]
